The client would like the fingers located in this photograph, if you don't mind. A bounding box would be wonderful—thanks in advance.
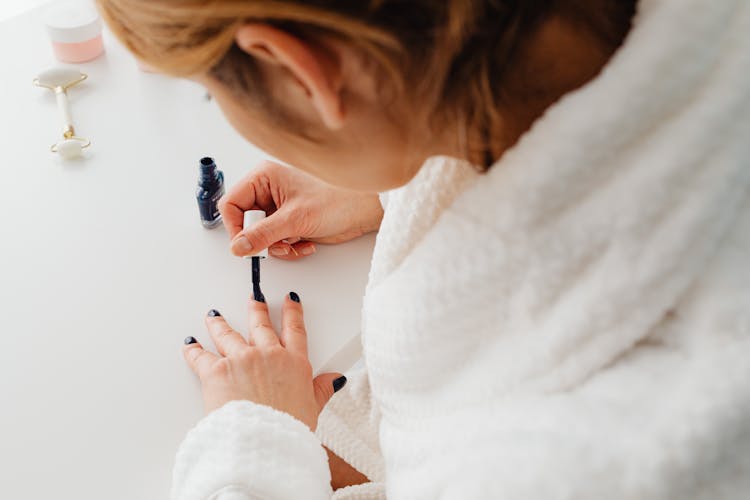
[280,292,308,355]
[219,162,278,239]
[247,298,280,347]
[230,209,301,258]
[219,195,249,240]
[183,338,220,379]
[313,373,347,411]
[204,310,250,356]
[268,241,317,260]
[220,179,260,239]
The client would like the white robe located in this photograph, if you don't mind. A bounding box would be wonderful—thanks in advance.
[171,0,750,498]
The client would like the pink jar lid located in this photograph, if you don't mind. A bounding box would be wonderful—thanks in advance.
[45,1,103,44]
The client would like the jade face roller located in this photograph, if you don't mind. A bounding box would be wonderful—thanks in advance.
[33,67,91,160]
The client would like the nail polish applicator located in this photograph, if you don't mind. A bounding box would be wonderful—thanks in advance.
[243,210,268,303]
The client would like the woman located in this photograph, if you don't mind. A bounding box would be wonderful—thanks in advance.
[98,0,750,498]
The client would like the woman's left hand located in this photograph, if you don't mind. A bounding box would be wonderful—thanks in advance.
[182,293,345,430]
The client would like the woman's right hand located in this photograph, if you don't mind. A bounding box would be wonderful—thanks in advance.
[219,161,384,259]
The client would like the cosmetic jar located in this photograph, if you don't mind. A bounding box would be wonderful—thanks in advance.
[45,1,104,64]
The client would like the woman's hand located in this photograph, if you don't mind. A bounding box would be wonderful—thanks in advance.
[182,294,346,429]
[219,161,384,259]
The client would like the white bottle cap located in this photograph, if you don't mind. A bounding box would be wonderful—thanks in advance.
[243,210,268,259]
[45,1,103,44]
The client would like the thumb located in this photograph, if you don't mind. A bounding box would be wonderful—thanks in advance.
[313,373,347,410]
[230,208,297,257]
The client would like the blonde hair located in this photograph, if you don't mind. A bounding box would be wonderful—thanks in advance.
[97,0,634,167]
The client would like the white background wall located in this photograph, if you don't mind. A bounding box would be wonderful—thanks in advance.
[0,0,50,22]
[0,0,61,22]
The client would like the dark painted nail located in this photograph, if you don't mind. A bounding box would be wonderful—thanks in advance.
[207,309,221,317]
[289,291,300,303]
[332,375,347,393]
[184,336,197,345]
[254,292,266,303]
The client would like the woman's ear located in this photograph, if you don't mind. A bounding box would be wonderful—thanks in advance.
[234,23,345,130]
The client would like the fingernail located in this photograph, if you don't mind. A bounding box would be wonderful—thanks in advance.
[300,244,316,256]
[231,235,253,255]
[270,246,289,256]
[207,309,221,317]
[184,336,197,345]
[289,291,300,303]
[254,291,266,303]
[332,375,347,393]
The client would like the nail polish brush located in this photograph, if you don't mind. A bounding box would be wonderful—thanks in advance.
[243,210,268,302]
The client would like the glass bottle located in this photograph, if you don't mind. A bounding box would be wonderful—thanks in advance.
[196,157,225,229]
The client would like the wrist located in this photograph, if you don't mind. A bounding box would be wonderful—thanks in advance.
[358,194,384,234]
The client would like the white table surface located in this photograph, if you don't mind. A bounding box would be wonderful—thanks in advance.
[0,8,374,499]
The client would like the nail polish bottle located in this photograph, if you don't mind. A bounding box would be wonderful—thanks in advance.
[196,157,225,229]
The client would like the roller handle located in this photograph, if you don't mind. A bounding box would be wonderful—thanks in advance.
[55,88,75,138]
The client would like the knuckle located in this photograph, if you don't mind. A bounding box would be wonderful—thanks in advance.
[243,165,264,182]
[251,317,273,330]
[286,206,306,229]
[305,204,321,223]
[268,345,286,357]
[187,347,203,364]
[188,345,205,360]
[252,222,275,246]
[237,348,258,364]
[256,160,278,173]
[217,195,229,214]
[207,358,231,378]
[252,323,274,335]
[253,172,272,197]
[265,345,287,362]
[215,327,235,339]
[285,323,306,337]
[295,206,320,235]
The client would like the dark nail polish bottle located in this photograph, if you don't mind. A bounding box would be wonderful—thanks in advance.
[196,157,225,229]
